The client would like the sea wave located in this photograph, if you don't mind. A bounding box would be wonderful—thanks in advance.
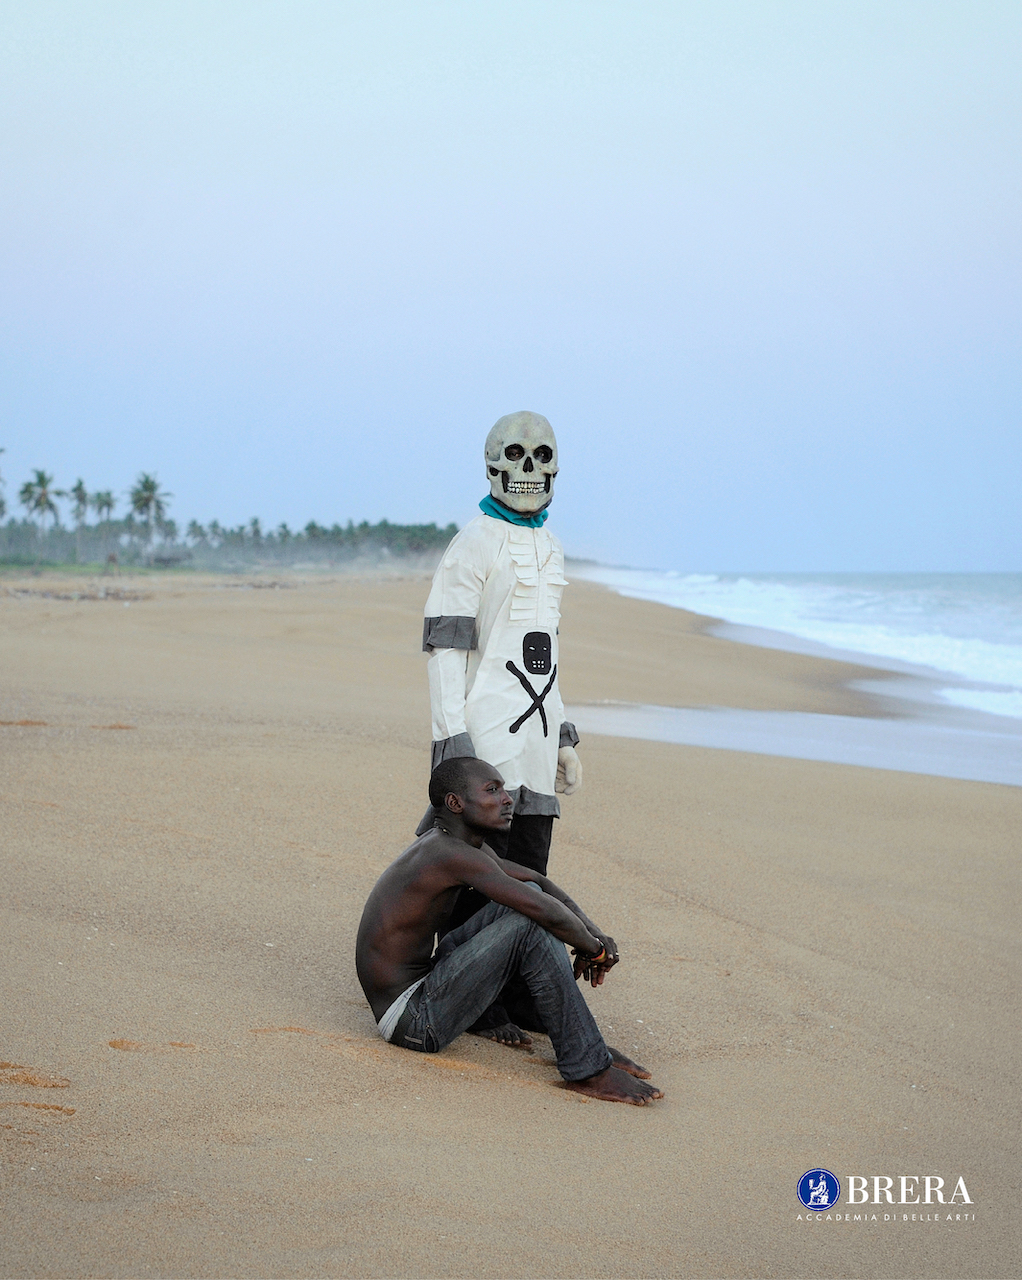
[569,567,1022,719]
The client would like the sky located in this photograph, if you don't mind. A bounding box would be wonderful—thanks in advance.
[1,1,1019,571]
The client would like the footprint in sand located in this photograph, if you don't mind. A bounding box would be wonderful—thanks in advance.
[107,1040,198,1053]
[0,1101,76,1115]
[0,1062,70,1088]
[0,1062,76,1120]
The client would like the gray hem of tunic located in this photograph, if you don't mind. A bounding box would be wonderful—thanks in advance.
[510,785,560,817]
[430,733,476,771]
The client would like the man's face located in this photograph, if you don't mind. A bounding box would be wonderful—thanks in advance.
[455,767,513,832]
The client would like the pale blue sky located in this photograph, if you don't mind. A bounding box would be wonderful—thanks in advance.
[1,2,1018,569]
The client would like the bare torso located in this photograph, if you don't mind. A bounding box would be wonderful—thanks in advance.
[355,829,497,1020]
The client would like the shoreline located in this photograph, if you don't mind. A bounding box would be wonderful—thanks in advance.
[7,565,1020,780]
[561,577,1022,785]
[564,701,1022,787]
[708,618,1022,733]
[566,562,1022,723]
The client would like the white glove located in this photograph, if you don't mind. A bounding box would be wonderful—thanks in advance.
[556,745,583,795]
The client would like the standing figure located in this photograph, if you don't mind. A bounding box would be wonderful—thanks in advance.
[420,410,582,884]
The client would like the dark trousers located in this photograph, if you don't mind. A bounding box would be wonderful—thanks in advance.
[487,813,555,874]
[393,898,612,1082]
[441,813,555,1032]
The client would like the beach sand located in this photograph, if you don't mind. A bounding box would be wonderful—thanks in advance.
[2,573,1017,1279]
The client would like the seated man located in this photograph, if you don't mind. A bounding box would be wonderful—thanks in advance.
[355,756,664,1105]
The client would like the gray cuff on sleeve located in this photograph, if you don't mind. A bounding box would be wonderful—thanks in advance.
[559,721,580,749]
[430,732,476,771]
[422,616,478,652]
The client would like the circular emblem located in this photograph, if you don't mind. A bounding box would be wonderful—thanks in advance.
[797,1169,840,1211]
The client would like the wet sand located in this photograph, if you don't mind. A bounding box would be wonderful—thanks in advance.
[2,572,1018,1279]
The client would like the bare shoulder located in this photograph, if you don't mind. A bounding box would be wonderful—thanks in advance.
[419,829,497,878]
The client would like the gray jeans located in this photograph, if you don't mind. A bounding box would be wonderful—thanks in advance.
[392,900,613,1083]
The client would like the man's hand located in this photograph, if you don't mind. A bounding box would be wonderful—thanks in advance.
[556,745,583,795]
[571,933,620,987]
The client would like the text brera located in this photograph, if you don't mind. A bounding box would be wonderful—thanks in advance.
[846,1176,972,1205]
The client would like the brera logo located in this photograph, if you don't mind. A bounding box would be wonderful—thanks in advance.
[846,1176,972,1205]
[797,1170,840,1211]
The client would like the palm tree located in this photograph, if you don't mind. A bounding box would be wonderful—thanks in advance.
[19,470,61,534]
[19,469,62,563]
[90,490,116,522]
[90,490,116,561]
[128,473,171,552]
[69,479,88,563]
[0,447,6,521]
[186,519,207,544]
[157,516,178,544]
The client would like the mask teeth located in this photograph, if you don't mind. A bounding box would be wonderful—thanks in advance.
[507,480,545,493]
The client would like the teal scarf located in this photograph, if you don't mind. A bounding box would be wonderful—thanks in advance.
[479,494,549,528]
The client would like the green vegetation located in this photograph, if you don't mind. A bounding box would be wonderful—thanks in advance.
[0,462,457,570]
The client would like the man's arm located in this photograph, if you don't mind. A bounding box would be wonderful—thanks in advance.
[450,848,603,955]
[426,647,474,757]
[422,524,489,760]
[494,859,607,945]
[495,858,620,983]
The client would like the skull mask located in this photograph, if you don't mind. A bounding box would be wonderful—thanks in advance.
[484,411,558,515]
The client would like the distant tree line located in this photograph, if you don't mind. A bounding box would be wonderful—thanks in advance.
[0,458,457,569]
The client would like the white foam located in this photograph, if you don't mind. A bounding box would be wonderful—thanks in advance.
[571,568,1022,717]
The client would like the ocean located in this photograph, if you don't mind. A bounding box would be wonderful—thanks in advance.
[563,568,1022,786]
[567,569,1022,720]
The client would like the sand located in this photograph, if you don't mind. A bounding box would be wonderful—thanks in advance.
[1,572,1018,1279]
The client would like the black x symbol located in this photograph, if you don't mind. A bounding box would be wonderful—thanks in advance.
[506,660,558,736]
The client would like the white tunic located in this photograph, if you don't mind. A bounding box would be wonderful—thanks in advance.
[423,514,570,813]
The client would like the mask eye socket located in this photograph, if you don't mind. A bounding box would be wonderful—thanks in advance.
[504,444,525,461]
[533,445,553,464]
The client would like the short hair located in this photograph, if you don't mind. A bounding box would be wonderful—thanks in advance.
[428,757,484,811]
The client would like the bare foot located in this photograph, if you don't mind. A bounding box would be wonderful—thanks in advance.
[565,1064,664,1105]
[608,1045,652,1079]
[471,1021,534,1049]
